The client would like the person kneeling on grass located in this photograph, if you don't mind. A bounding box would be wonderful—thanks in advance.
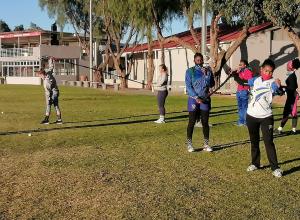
[233,59,284,177]
[37,57,62,125]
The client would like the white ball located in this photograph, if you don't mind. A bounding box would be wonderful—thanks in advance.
[1,112,3,114]
[28,133,32,137]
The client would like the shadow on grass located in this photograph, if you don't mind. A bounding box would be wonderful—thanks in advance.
[259,157,300,176]
[212,131,299,150]
[0,109,288,137]
[0,112,188,136]
[63,110,187,124]
[0,117,159,136]
[63,105,238,124]
[212,131,300,176]
[283,165,300,176]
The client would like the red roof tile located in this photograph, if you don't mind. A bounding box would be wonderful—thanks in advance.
[125,22,272,53]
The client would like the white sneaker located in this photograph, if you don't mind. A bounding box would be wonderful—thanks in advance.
[187,145,195,152]
[247,164,258,172]
[154,119,165,124]
[194,122,202,127]
[203,145,213,152]
[272,169,283,177]
[195,122,212,127]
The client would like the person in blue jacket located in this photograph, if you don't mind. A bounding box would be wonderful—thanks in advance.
[185,53,215,152]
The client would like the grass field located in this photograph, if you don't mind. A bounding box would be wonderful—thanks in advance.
[0,85,299,219]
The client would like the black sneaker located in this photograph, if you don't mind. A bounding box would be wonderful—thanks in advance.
[55,119,63,124]
[41,116,49,125]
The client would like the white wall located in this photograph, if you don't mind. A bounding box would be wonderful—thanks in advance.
[271,40,298,85]
[124,28,299,92]
[125,47,195,90]
[229,29,298,93]
[40,45,81,59]
[6,76,42,85]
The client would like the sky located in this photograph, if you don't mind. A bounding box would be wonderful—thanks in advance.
[0,0,196,36]
[0,0,74,32]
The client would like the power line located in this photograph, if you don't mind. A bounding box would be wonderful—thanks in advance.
[64,60,146,86]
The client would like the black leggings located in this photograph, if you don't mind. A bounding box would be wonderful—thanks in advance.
[157,90,168,115]
[187,110,209,140]
[280,96,298,128]
[246,114,279,171]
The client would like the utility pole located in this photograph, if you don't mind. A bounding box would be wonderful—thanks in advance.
[201,0,207,58]
[89,0,93,82]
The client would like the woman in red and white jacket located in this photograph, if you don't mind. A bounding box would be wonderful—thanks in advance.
[235,59,253,126]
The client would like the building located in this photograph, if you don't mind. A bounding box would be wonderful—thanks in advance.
[0,28,103,85]
[123,23,300,93]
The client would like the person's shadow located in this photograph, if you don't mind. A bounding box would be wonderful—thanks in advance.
[260,157,300,176]
[283,164,300,176]
[211,131,300,176]
[269,44,298,68]
[249,59,260,76]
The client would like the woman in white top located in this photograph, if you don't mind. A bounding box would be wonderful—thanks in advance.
[153,64,168,123]
[233,59,284,177]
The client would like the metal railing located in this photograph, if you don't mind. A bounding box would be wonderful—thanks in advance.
[0,48,33,57]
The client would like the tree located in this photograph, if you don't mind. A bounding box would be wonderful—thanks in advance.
[129,0,156,88]
[29,22,43,30]
[155,0,204,55]
[95,0,137,89]
[208,0,266,77]
[128,0,159,88]
[39,0,87,48]
[149,0,181,64]
[14,25,24,31]
[148,0,266,79]
[39,0,109,81]
[0,20,10,32]
[129,0,182,87]
[263,0,300,56]
[39,0,103,52]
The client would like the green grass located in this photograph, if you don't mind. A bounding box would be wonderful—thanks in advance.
[0,85,299,219]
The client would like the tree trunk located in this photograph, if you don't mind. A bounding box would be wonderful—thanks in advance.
[209,13,222,75]
[159,40,165,65]
[155,24,165,65]
[209,13,249,77]
[96,45,110,83]
[147,42,155,89]
[215,28,249,75]
[283,27,300,57]
[183,5,201,53]
[112,56,127,89]
[162,36,198,53]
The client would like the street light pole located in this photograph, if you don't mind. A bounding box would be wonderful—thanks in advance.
[201,0,207,58]
[89,0,93,82]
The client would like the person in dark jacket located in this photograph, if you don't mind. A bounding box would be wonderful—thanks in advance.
[277,58,300,134]
[185,53,215,152]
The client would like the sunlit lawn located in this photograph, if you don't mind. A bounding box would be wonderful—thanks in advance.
[0,85,299,219]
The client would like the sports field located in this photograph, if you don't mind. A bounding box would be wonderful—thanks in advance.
[0,85,299,219]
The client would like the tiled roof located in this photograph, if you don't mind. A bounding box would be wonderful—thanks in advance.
[125,22,272,52]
